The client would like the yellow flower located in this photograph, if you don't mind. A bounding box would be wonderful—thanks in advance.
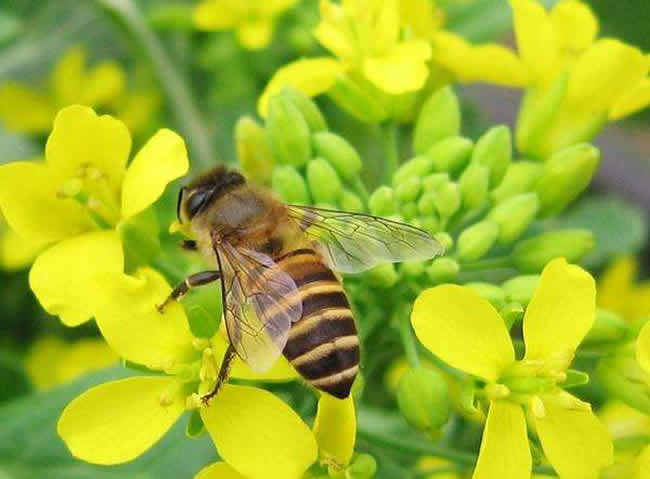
[259,0,437,119]
[411,258,613,478]
[598,256,650,324]
[0,213,46,271]
[0,105,189,326]
[193,0,298,50]
[24,336,119,390]
[416,457,461,479]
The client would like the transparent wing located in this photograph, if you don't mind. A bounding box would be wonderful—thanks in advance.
[287,204,444,273]
[215,242,302,372]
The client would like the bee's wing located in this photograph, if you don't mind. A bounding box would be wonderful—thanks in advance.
[215,242,302,372]
[287,205,444,274]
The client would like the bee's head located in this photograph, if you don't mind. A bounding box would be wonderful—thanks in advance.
[177,166,246,223]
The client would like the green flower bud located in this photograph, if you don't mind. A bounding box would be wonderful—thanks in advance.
[328,74,388,124]
[312,132,362,182]
[490,161,544,203]
[339,190,363,212]
[426,257,459,283]
[393,155,433,186]
[456,220,499,262]
[459,163,489,211]
[471,125,512,187]
[413,87,461,154]
[535,143,600,217]
[400,202,419,220]
[271,165,311,204]
[365,263,399,288]
[281,87,328,132]
[501,275,540,306]
[235,116,274,185]
[511,229,594,273]
[397,367,449,434]
[368,186,396,216]
[488,193,540,244]
[433,232,453,251]
[417,192,437,217]
[598,354,650,415]
[419,216,440,236]
[422,173,450,192]
[433,182,460,218]
[465,282,506,310]
[345,454,377,479]
[395,177,422,203]
[401,261,426,277]
[500,302,524,329]
[266,93,312,167]
[584,309,634,346]
[426,136,473,174]
[307,157,343,204]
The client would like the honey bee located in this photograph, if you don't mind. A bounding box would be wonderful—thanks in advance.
[159,166,443,402]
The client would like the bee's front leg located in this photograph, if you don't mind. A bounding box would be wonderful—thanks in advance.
[156,270,221,313]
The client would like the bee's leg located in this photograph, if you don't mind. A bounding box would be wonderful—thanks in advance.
[156,270,221,313]
[201,343,237,405]
[180,239,197,251]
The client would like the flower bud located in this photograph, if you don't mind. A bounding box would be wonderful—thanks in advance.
[419,216,440,236]
[393,155,434,187]
[266,93,312,167]
[433,232,453,251]
[490,161,544,203]
[465,282,506,310]
[401,261,426,278]
[307,158,343,204]
[598,354,650,415]
[488,193,540,244]
[397,367,449,434]
[426,136,473,174]
[280,86,328,132]
[417,192,437,217]
[501,275,540,306]
[235,116,274,185]
[456,220,499,262]
[365,263,399,288]
[422,173,450,192]
[426,257,459,283]
[535,143,600,217]
[328,74,388,124]
[511,230,594,273]
[312,132,362,182]
[471,125,512,187]
[368,186,396,216]
[395,177,422,204]
[583,309,634,346]
[339,190,363,212]
[433,182,460,218]
[459,163,489,211]
[500,302,524,329]
[400,202,419,220]
[271,165,311,204]
[344,453,377,479]
[413,87,461,154]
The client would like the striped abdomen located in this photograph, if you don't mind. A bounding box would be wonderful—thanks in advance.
[278,248,360,399]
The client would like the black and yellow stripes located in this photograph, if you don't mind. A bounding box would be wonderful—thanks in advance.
[276,248,360,399]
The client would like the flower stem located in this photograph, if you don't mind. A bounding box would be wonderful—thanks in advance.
[381,121,399,185]
[92,0,216,171]
[400,315,420,368]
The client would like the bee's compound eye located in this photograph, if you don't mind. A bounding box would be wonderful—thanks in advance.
[186,189,212,218]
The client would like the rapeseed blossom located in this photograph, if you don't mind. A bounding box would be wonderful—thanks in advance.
[411,258,613,478]
[599,256,650,325]
[0,105,188,325]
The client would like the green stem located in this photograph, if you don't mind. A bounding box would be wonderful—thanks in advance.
[92,0,215,171]
[351,176,370,207]
[459,256,512,272]
[381,121,399,185]
[400,315,420,368]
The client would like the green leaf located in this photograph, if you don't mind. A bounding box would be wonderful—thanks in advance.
[0,350,31,403]
[0,366,217,478]
[548,196,647,268]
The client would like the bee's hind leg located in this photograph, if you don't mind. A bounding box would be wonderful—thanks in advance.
[156,270,221,313]
[202,343,237,405]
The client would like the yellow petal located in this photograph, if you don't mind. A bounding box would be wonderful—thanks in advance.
[29,230,124,326]
[411,285,514,382]
[433,32,527,87]
[258,58,345,117]
[534,391,613,478]
[193,0,237,30]
[399,0,444,40]
[195,462,246,479]
[0,83,55,133]
[598,400,650,440]
[24,336,67,390]
[121,128,188,219]
[610,77,650,120]
[633,444,650,479]
[237,19,274,50]
[89,268,196,370]
[202,384,317,479]
[313,394,356,468]
[46,105,131,194]
[373,0,400,53]
[598,256,637,318]
[314,1,355,61]
[0,161,87,244]
[50,47,85,106]
[0,227,46,271]
[523,258,595,365]
[363,40,432,94]
[549,0,598,55]
[510,0,558,86]
[81,61,126,107]
[57,376,185,465]
[473,400,530,479]
[568,39,648,113]
[637,322,650,374]
[55,338,119,385]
